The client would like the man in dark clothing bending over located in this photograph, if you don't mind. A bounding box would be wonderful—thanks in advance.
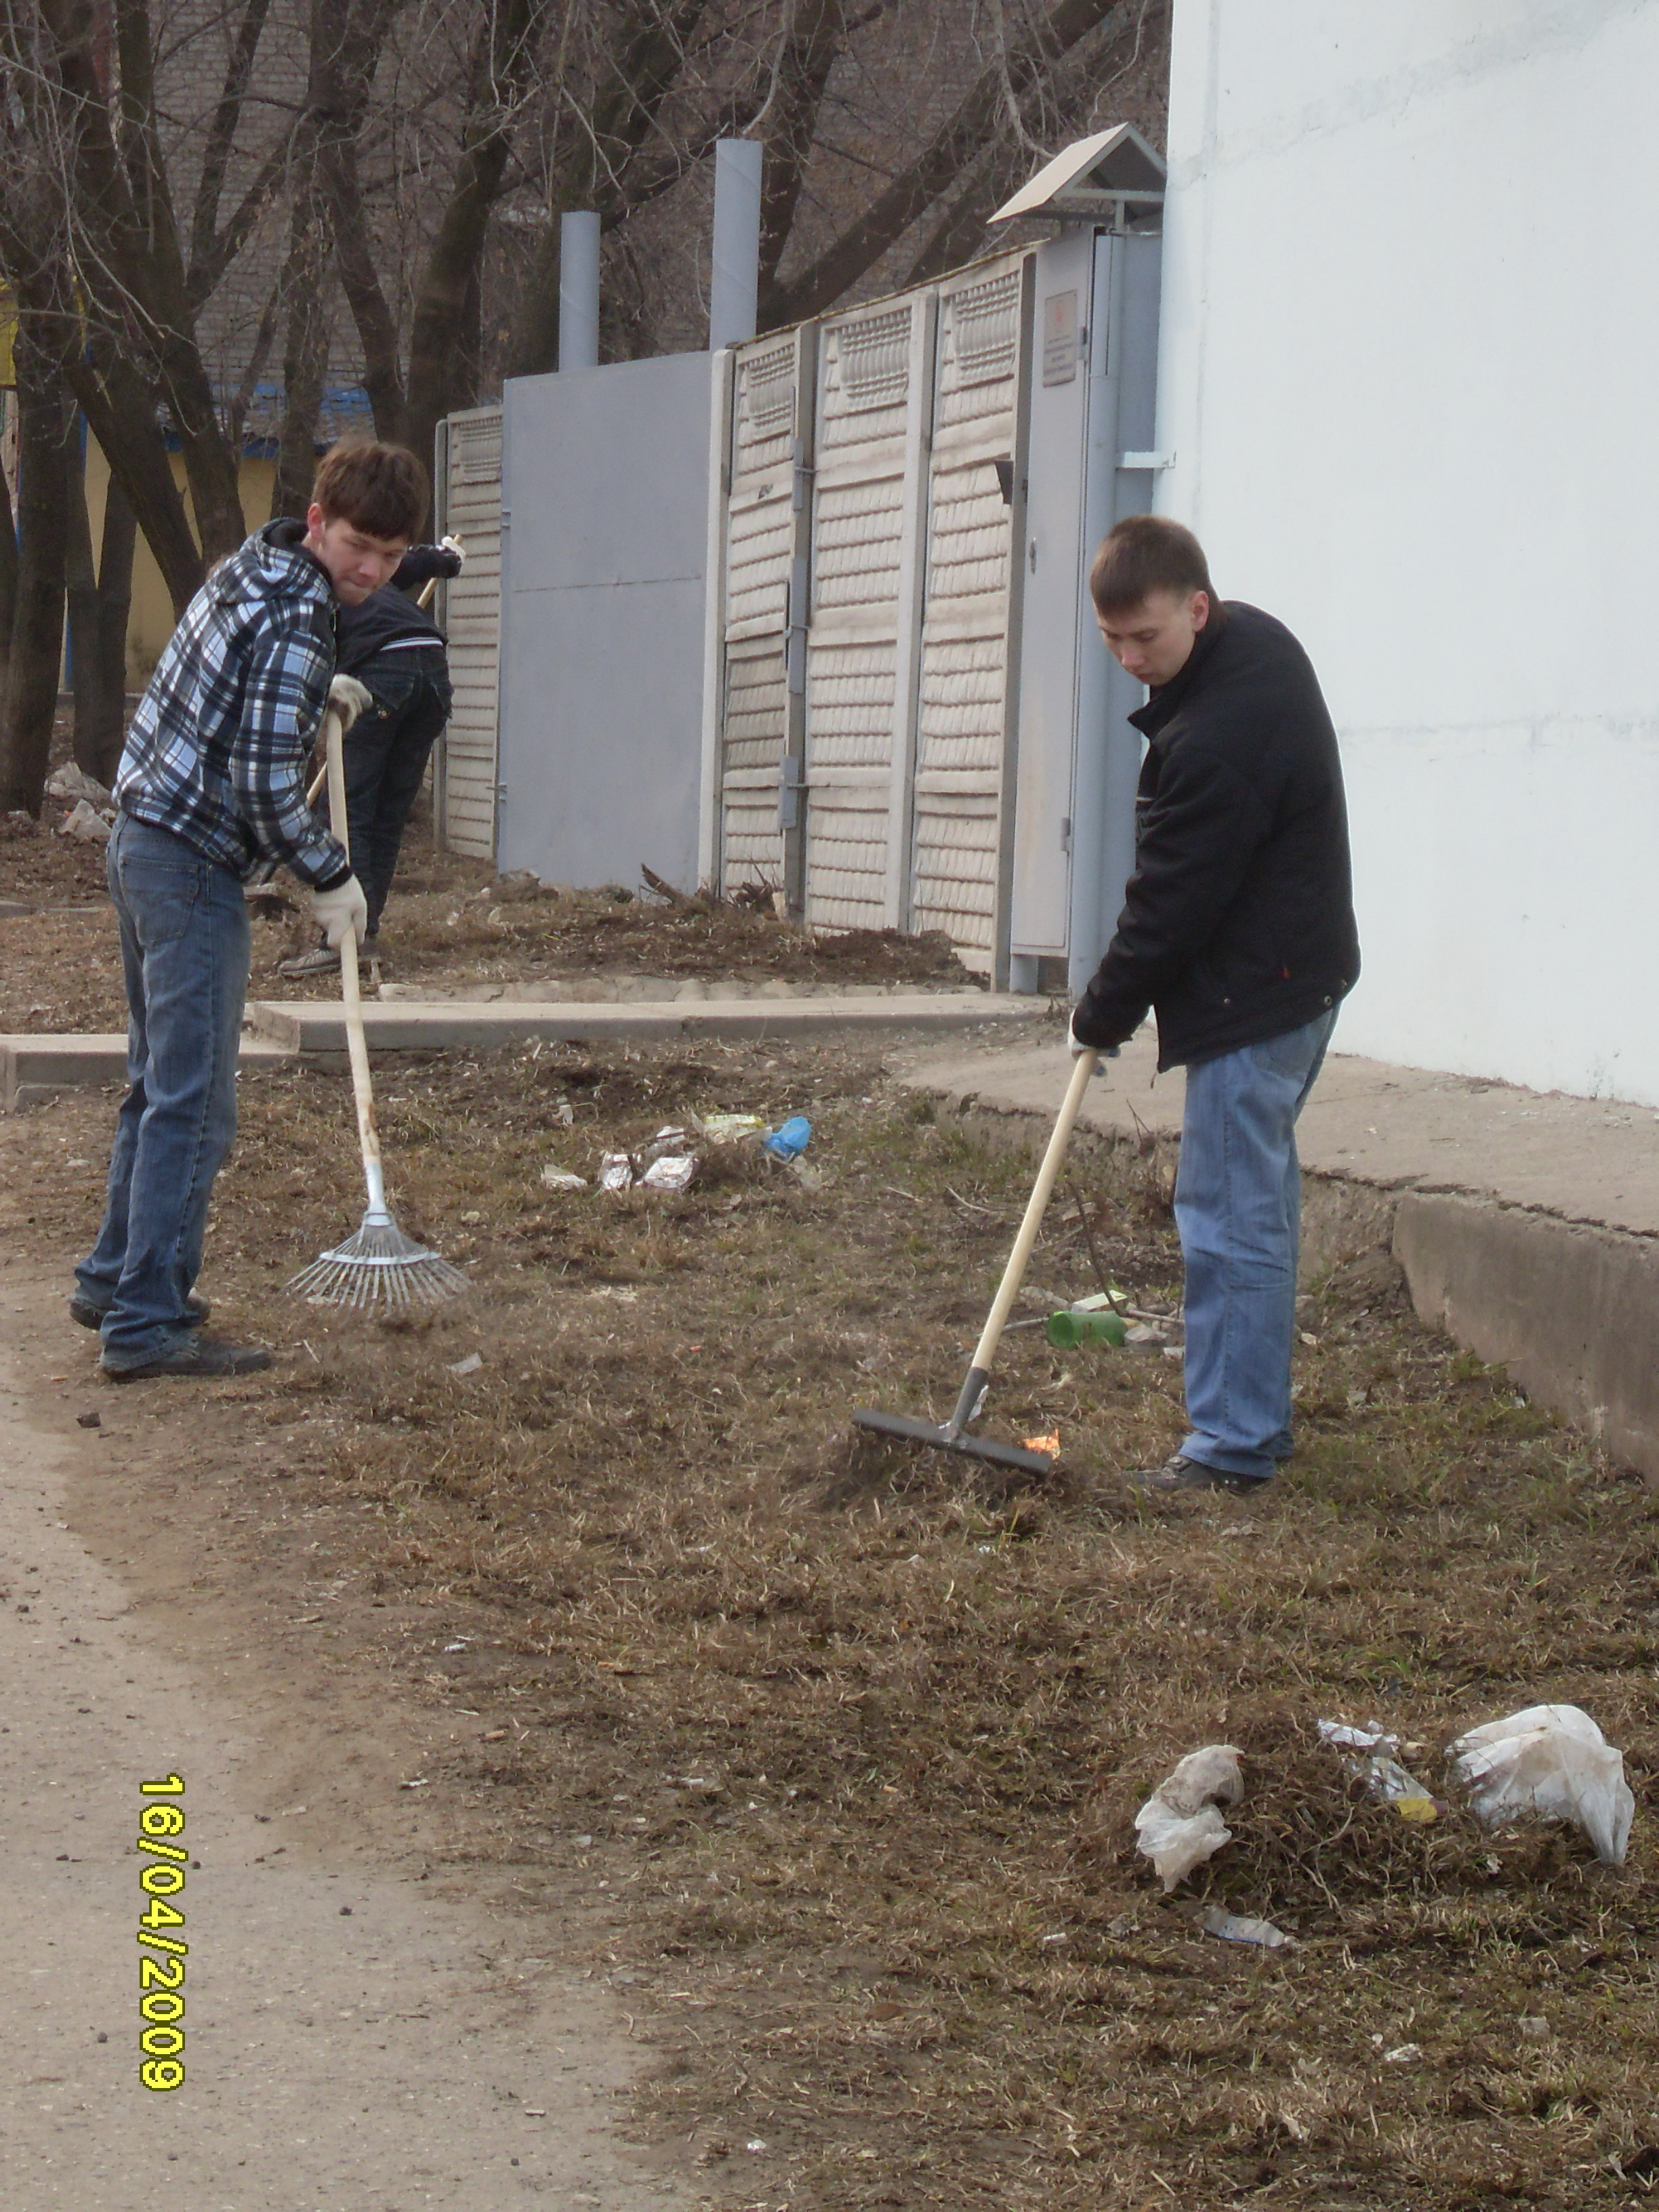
[281,535,464,976]
[1069,516,1360,1497]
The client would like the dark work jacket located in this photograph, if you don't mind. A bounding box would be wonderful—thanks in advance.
[335,544,462,674]
[1072,601,1360,1070]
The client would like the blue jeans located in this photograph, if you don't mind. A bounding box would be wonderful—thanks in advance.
[1174,1009,1338,1482]
[77,816,251,1369]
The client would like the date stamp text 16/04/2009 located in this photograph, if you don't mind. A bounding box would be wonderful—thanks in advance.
[137,1774,186,2091]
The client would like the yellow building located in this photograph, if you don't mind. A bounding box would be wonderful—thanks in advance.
[81,436,280,691]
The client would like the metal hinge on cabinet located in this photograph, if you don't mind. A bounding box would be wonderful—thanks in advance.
[778,756,806,832]
[785,557,809,695]
[792,438,815,514]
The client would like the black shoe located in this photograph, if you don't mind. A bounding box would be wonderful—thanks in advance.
[279,935,379,979]
[103,1333,272,1381]
[1128,1454,1267,1498]
[70,1292,210,1331]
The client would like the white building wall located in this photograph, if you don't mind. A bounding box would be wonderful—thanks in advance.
[1158,0,1659,1101]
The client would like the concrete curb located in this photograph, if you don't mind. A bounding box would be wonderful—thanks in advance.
[1,1034,291,1112]
[3,996,1046,1109]
[243,994,1046,1054]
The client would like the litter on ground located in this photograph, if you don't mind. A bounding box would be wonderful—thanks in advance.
[1134,1744,1244,1890]
[1447,1703,1634,1864]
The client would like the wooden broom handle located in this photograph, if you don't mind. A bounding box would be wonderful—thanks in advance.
[322,705,389,1216]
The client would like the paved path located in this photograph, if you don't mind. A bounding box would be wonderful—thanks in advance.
[902,1029,1659,1237]
[0,1280,689,2212]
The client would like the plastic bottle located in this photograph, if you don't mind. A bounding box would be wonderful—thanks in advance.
[1044,1307,1128,1349]
[762,1115,811,1160]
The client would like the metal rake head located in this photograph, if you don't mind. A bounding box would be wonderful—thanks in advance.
[285,1210,470,1311]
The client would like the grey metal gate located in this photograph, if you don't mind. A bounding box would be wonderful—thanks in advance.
[802,291,936,931]
[906,252,1031,973]
[714,329,815,901]
[433,406,504,860]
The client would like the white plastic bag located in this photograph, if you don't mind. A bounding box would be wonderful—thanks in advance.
[1447,1704,1633,1865]
[1134,1744,1244,1891]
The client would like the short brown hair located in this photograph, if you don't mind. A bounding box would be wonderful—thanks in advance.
[311,440,428,542]
[1089,514,1214,615]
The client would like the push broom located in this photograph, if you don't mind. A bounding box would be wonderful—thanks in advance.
[286,680,469,1311]
[852,1048,1101,1477]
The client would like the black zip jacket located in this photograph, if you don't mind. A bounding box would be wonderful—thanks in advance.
[335,544,462,674]
[1071,600,1360,1070]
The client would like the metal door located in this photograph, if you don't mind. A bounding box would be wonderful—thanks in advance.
[907,253,1031,975]
[802,291,936,929]
[714,329,814,902]
[434,406,504,859]
[1006,222,1163,987]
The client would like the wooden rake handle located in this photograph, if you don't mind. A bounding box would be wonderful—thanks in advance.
[321,704,390,1218]
[946,1049,1100,1433]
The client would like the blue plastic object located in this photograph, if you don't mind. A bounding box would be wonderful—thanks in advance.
[762,1115,811,1161]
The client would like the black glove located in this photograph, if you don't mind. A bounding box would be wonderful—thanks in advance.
[1069,996,1126,1054]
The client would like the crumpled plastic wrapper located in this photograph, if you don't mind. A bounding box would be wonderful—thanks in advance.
[1318,1719,1437,1822]
[1134,1744,1244,1891]
[540,1166,588,1191]
[1447,1703,1634,1865]
[1193,1904,1296,1950]
[598,1152,634,1193]
[697,1113,766,1145]
[640,1153,697,1191]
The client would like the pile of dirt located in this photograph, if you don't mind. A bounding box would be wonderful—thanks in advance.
[9,1034,1658,2210]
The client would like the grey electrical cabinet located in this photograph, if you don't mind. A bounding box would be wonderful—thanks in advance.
[1006,222,1164,994]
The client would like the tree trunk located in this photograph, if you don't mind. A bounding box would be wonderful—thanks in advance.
[0,413,18,705]
[64,443,100,766]
[0,329,75,817]
[66,459,135,787]
[271,207,333,523]
[66,342,205,617]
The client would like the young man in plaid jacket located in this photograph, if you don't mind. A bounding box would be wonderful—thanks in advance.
[73,441,428,1380]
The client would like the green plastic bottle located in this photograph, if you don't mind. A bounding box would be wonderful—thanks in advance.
[1044,1308,1128,1349]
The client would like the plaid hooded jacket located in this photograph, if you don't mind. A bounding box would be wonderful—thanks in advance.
[115,521,352,887]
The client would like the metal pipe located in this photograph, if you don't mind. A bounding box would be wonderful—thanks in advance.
[558,211,600,372]
[710,139,762,351]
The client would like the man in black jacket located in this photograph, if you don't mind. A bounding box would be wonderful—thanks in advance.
[281,536,465,975]
[1070,515,1359,1496]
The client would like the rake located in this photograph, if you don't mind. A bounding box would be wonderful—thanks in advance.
[852,1048,1100,1477]
[285,688,468,1311]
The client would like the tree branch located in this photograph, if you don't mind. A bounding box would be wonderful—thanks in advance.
[187,0,273,286]
[766,0,1130,328]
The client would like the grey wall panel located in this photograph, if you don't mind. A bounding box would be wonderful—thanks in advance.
[436,407,503,859]
[495,352,714,890]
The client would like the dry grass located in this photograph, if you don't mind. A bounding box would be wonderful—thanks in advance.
[91,1033,1656,2210]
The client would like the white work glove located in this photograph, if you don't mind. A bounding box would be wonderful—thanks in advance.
[328,674,373,734]
[308,874,370,949]
[438,533,466,569]
[1069,1009,1120,1059]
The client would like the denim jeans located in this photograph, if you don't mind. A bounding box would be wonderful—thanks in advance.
[77,815,251,1369]
[1174,1008,1339,1481]
[342,649,452,936]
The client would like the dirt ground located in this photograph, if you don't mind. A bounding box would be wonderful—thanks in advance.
[0,792,975,1037]
[5,1006,1659,2208]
